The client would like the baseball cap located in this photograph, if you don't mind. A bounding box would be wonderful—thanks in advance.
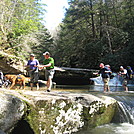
[43,51,50,56]
[120,66,124,69]
[30,54,35,57]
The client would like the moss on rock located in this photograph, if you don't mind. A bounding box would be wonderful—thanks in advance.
[25,99,84,134]
[20,93,118,134]
[0,90,117,134]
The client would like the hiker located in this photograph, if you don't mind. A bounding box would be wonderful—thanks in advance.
[126,66,133,80]
[38,52,55,92]
[97,63,112,92]
[105,65,112,76]
[26,54,39,90]
[119,66,128,92]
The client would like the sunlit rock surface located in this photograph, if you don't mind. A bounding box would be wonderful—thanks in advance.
[0,89,117,134]
[0,92,25,133]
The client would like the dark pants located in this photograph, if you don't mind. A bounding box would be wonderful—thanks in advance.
[29,70,39,83]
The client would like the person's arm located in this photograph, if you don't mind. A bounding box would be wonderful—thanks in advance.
[37,63,51,68]
[105,70,112,73]
[25,61,30,67]
[93,70,100,75]
[34,60,39,67]
[43,63,51,67]
[120,70,127,75]
[122,69,127,74]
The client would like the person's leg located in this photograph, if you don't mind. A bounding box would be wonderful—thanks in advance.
[107,78,110,92]
[30,83,33,90]
[124,86,128,91]
[103,78,107,92]
[45,70,49,91]
[29,71,34,90]
[34,72,39,90]
[36,83,39,90]
[46,77,52,92]
[45,70,54,92]
[123,79,128,91]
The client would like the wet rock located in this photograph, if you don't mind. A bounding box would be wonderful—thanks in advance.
[0,130,6,134]
[0,92,26,133]
[0,89,117,134]
[15,91,117,134]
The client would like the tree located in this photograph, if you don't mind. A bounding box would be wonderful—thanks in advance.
[54,0,133,70]
[0,0,54,60]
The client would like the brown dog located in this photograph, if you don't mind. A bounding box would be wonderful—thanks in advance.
[5,74,30,89]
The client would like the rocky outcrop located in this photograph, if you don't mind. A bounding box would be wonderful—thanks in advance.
[0,92,26,133]
[0,51,26,74]
[0,89,117,134]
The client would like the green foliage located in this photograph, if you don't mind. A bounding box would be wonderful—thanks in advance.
[32,28,54,63]
[54,0,134,70]
[0,0,53,60]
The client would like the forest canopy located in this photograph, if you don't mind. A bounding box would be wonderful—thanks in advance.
[54,0,134,70]
[0,0,134,70]
[0,0,53,61]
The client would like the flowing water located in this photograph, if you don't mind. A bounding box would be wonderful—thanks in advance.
[55,85,134,134]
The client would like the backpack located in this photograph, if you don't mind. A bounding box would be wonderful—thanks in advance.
[126,66,133,80]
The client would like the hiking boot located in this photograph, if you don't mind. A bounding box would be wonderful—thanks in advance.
[47,89,50,92]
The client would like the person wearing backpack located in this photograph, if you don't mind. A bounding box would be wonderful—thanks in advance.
[95,63,112,92]
[126,66,133,80]
[119,66,128,91]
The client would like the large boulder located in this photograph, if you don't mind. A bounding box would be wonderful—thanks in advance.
[16,91,117,134]
[0,92,26,133]
[0,89,117,134]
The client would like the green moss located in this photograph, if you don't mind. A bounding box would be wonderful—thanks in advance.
[22,99,84,134]
[84,102,118,128]
[13,93,117,134]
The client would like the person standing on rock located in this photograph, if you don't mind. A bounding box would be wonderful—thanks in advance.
[38,52,55,92]
[119,66,128,92]
[26,54,39,90]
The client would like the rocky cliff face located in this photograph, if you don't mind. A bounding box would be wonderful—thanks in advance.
[0,51,26,74]
[0,89,117,134]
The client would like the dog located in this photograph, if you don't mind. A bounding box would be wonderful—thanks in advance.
[5,74,30,90]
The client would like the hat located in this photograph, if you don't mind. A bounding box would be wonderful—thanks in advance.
[120,66,124,69]
[30,54,35,57]
[99,63,104,68]
[43,51,50,56]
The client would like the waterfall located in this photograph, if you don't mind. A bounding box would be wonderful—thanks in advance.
[117,101,134,124]
[112,95,134,125]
